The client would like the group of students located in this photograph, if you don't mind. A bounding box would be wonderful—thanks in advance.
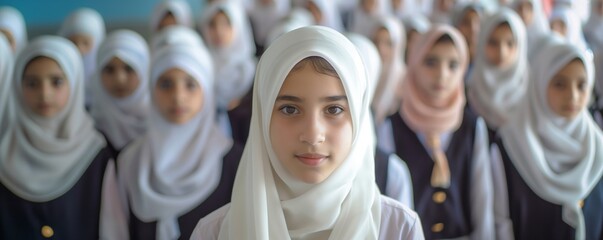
[0,0,602,239]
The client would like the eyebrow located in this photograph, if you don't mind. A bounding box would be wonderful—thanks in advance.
[275,95,348,103]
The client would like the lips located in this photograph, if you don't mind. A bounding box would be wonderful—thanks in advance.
[295,153,328,167]
[169,107,188,116]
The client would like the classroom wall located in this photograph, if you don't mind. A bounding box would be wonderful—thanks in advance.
[2,0,205,39]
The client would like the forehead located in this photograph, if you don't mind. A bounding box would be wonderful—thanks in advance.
[426,41,460,58]
[279,63,346,96]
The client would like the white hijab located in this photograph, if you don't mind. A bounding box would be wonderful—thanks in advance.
[217,26,381,240]
[349,0,390,37]
[117,44,232,240]
[200,1,257,110]
[549,6,588,52]
[247,0,291,46]
[584,0,603,51]
[59,8,106,82]
[371,16,406,125]
[347,33,382,101]
[0,36,106,202]
[0,6,27,54]
[90,30,151,150]
[512,0,550,58]
[499,36,603,240]
[150,0,193,33]
[150,25,208,55]
[468,8,528,128]
[308,0,344,31]
[0,34,14,138]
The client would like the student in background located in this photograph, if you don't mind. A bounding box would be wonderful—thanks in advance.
[0,34,14,139]
[348,0,390,37]
[383,25,495,239]
[89,30,151,152]
[59,8,106,107]
[303,0,345,32]
[451,2,485,84]
[402,13,431,61]
[199,1,256,144]
[0,6,27,54]
[191,26,424,240]
[0,36,116,239]
[150,0,193,34]
[102,43,243,240]
[493,36,603,240]
[246,0,291,52]
[549,6,589,52]
[511,0,550,59]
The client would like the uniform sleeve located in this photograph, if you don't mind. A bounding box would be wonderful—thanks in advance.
[469,118,496,240]
[490,143,515,240]
[99,160,130,240]
[385,154,414,209]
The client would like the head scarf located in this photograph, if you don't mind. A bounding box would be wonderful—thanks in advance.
[247,0,291,46]
[0,36,106,202]
[348,0,390,37]
[90,30,151,150]
[117,43,232,240]
[150,0,193,33]
[150,25,207,54]
[468,8,528,128]
[200,1,257,110]
[217,26,381,240]
[549,6,588,52]
[307,0,344,31]
[371,16,406,125]
[499,36,603,240]
[0,6,27,54]
[584,0,603,51]
[0,34,14,137]
[512,0,550,58]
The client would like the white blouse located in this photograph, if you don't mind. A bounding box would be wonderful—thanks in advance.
[190,196,425,240]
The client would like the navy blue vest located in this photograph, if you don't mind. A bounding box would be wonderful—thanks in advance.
[127,143,243,240]
[496,140,603,240]
[375,147,390,195]
[0,147,114,240]
[390,109,477,239]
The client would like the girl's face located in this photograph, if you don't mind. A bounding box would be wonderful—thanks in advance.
[550,19,567,37]
[153,68,204,124]
[68,34,94,55]
[516,2,534,26]
[207,11,235,48]
[158,12,177,31]
[0,28,16,52]
[373,27,393,64]
[485,23,518,69]
[547,59,589,120]
[457,9,480,59]
[22,57,71,118]
[307,1,323,24]
[416,40,461,104]
[101,57,140,98]
[270,61,353,184]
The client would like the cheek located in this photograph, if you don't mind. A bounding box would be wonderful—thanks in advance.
[56,86,71,110]
[331,120,353,159]
[189,89,204,115]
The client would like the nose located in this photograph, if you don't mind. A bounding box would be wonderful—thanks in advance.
[172,82,187,105]
[115,69,128,85]
[569,85,580,103]
[40,80,53,102]
[299,112,326,146]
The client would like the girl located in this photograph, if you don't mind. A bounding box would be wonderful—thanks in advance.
[190,25,423,240]
[348,0,390,37]
[383,25,495,239]
[549,6,588,52]
[247,0,291,51]
[451,2,484,83]
[90,30,151,151]
[494,36,603,240]
[429,0,457,24]
[102,44,243,240]
[371,16,406,128]
[304,0,344,31]
[59,8,106,107]
[0,34,14,138]
[402,13,430,61]
[200,1,256,142]
[348,32,414,207]
[467,8,528,130]
[150,0,193,34]
[512,0,550,59]
[0,6,27,54]
[0,36,116,239]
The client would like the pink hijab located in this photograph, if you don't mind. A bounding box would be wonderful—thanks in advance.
[401,25,468,135]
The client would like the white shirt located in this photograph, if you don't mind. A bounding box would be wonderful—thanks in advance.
[190,196,425,240]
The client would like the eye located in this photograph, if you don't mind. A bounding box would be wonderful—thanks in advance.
[326,105,344,115]
[424,58,437,67]
[449,60,459,70]
[577,80,588,91]
[103,65,115,74]
[278,105,299,115]
[185,78,198,90]
[125,65,135,74]
[157,79,173,89]
[23,78,39,88]
[51,77,64,87]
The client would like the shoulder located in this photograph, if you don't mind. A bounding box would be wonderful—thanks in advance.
[190,204,231,240]
[379,196,424,240]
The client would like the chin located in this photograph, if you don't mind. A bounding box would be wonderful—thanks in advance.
[296,172,328,184]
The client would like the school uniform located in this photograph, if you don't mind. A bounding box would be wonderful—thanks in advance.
[375,147,414,208]
[199,1,256,140]
[0,36,114,239]
[90,30,151,152]
[101,42,241,240]
[385,25,494,240]
[494,36,603,240]
[190,26,424,240]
